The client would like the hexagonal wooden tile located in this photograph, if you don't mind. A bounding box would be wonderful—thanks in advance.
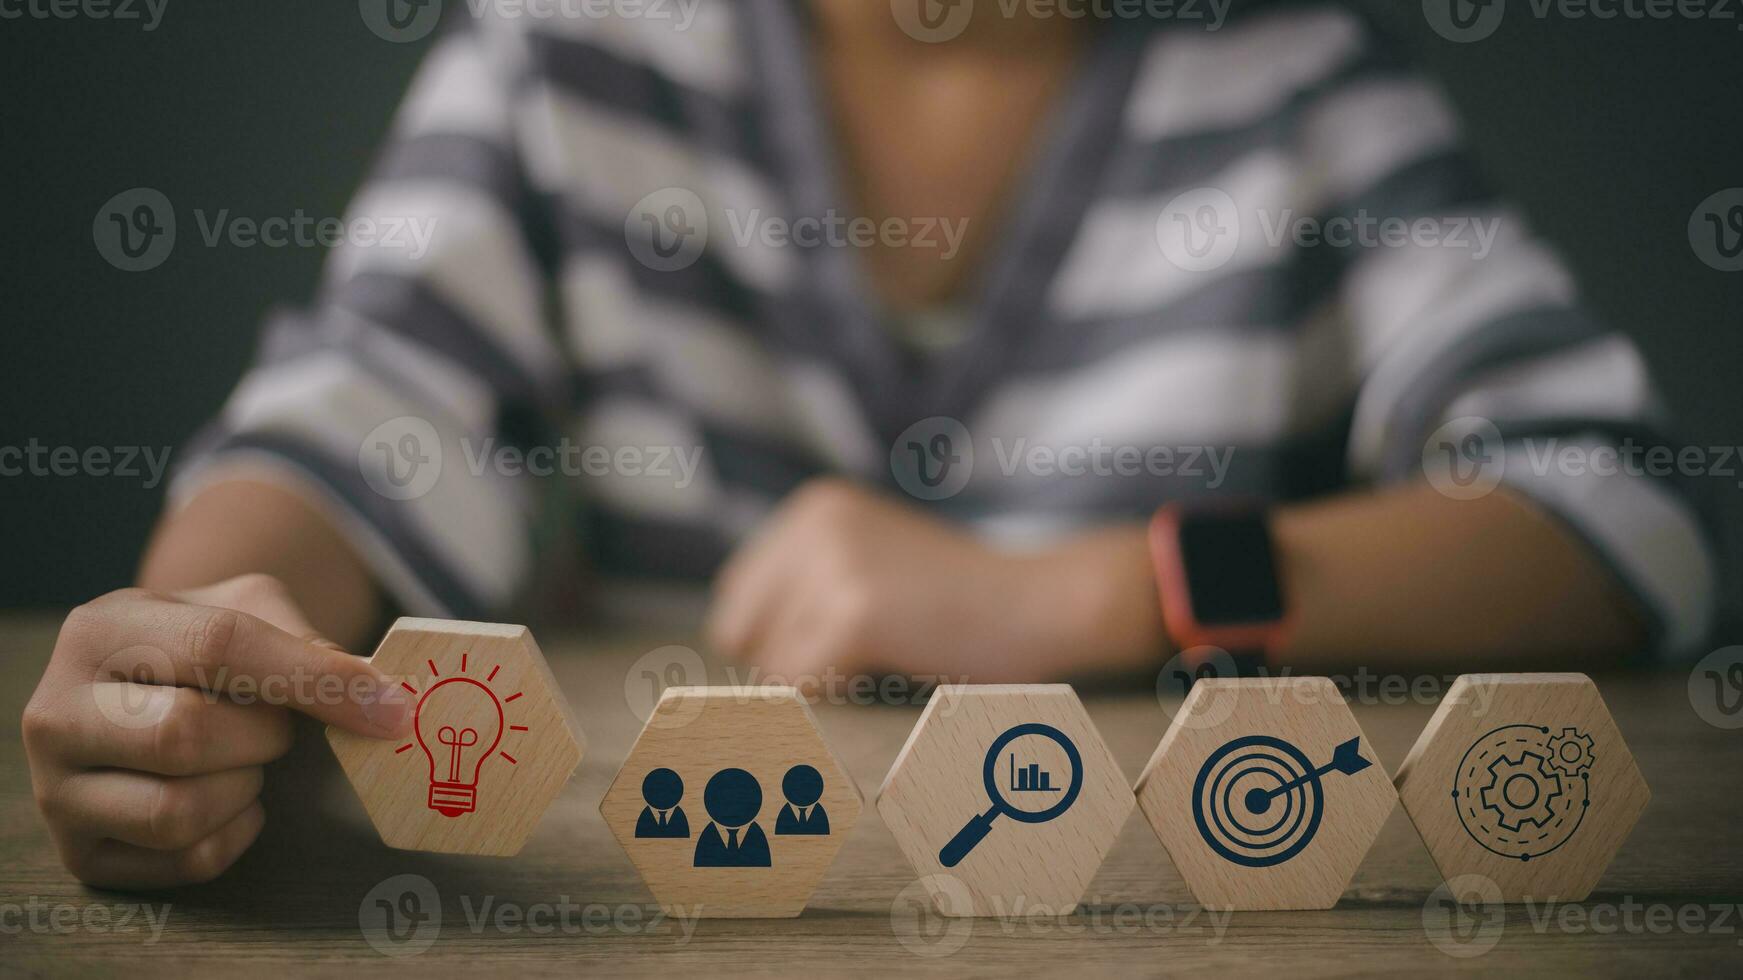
[600,687,862,918]
[877,685,1133,917]
[327,618,585,856]
[1134,677,1396,910]
[1394,673,1649,902]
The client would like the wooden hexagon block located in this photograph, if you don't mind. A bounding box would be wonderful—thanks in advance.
[1134,677,1396,910]
[1394,673,1648,902]
[599,687,862,918]
[327,618,585,856]
[877,685,1133,917]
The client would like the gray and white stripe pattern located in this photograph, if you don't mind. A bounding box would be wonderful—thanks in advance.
[172,1,1717,654]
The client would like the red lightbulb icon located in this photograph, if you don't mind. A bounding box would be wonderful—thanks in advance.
[396,654,528,817]
[415,677,504,817]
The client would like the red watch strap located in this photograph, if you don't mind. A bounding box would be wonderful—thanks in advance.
[1147,503,1289,663]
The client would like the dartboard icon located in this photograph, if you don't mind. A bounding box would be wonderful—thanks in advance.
[1192,734,1372,868]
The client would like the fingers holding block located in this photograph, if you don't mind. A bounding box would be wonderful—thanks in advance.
[1394,673,1649,903]
[1135,677,1396,911]
[599,687,862,918]
[876,685,1134,917]
[327,618,586,857]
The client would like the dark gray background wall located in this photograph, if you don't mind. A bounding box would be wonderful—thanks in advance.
[2,1,1740,615]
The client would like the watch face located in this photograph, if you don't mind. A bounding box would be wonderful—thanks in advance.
[1178,513,1284,627]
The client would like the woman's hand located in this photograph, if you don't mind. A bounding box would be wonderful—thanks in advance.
[705,479,1165,685]
[21,574,411,889]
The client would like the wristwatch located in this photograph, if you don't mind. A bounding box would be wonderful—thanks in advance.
[1148,503,1291,671]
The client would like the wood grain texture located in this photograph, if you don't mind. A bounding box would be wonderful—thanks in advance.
[326,618,585,856]
[1134,677,1398,910]
[599,686,862,917]
[1394,673,1650,903]
[3,615,1741,976]
[877,685,1134,916]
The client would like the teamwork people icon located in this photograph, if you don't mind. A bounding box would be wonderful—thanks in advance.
[694,768,772,867]
[776,765,830,835]
[1452,724,1594,861]
[401,653,530,818]
[938,723,1084,868]
[635,768,690,839]
[1192,734,1372,868]
[602,687,861,916]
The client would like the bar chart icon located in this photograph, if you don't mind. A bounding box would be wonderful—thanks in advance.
[1008,753,1062,793]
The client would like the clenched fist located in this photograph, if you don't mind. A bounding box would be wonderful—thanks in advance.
[21,574,411,889]
[705,479,1163,685]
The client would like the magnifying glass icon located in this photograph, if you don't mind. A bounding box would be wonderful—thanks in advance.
[938,722,1084,868]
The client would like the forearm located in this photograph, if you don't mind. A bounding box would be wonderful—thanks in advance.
[136,473,382,649]
[1053,482,1645,678]
[1269,482,1645,671]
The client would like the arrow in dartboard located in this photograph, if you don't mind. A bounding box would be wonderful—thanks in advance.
[1241,737,1372,816]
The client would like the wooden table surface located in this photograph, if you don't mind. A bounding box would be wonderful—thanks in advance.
[3,614,1741,977]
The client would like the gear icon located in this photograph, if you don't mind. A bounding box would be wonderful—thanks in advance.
[1546,727,1595,777]
[1478,750,1563,833]
[1453,723,1594,861]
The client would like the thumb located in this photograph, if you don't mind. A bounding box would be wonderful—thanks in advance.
[173,576,412,738]
[146,598,414,739]
[217,608,413,738]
